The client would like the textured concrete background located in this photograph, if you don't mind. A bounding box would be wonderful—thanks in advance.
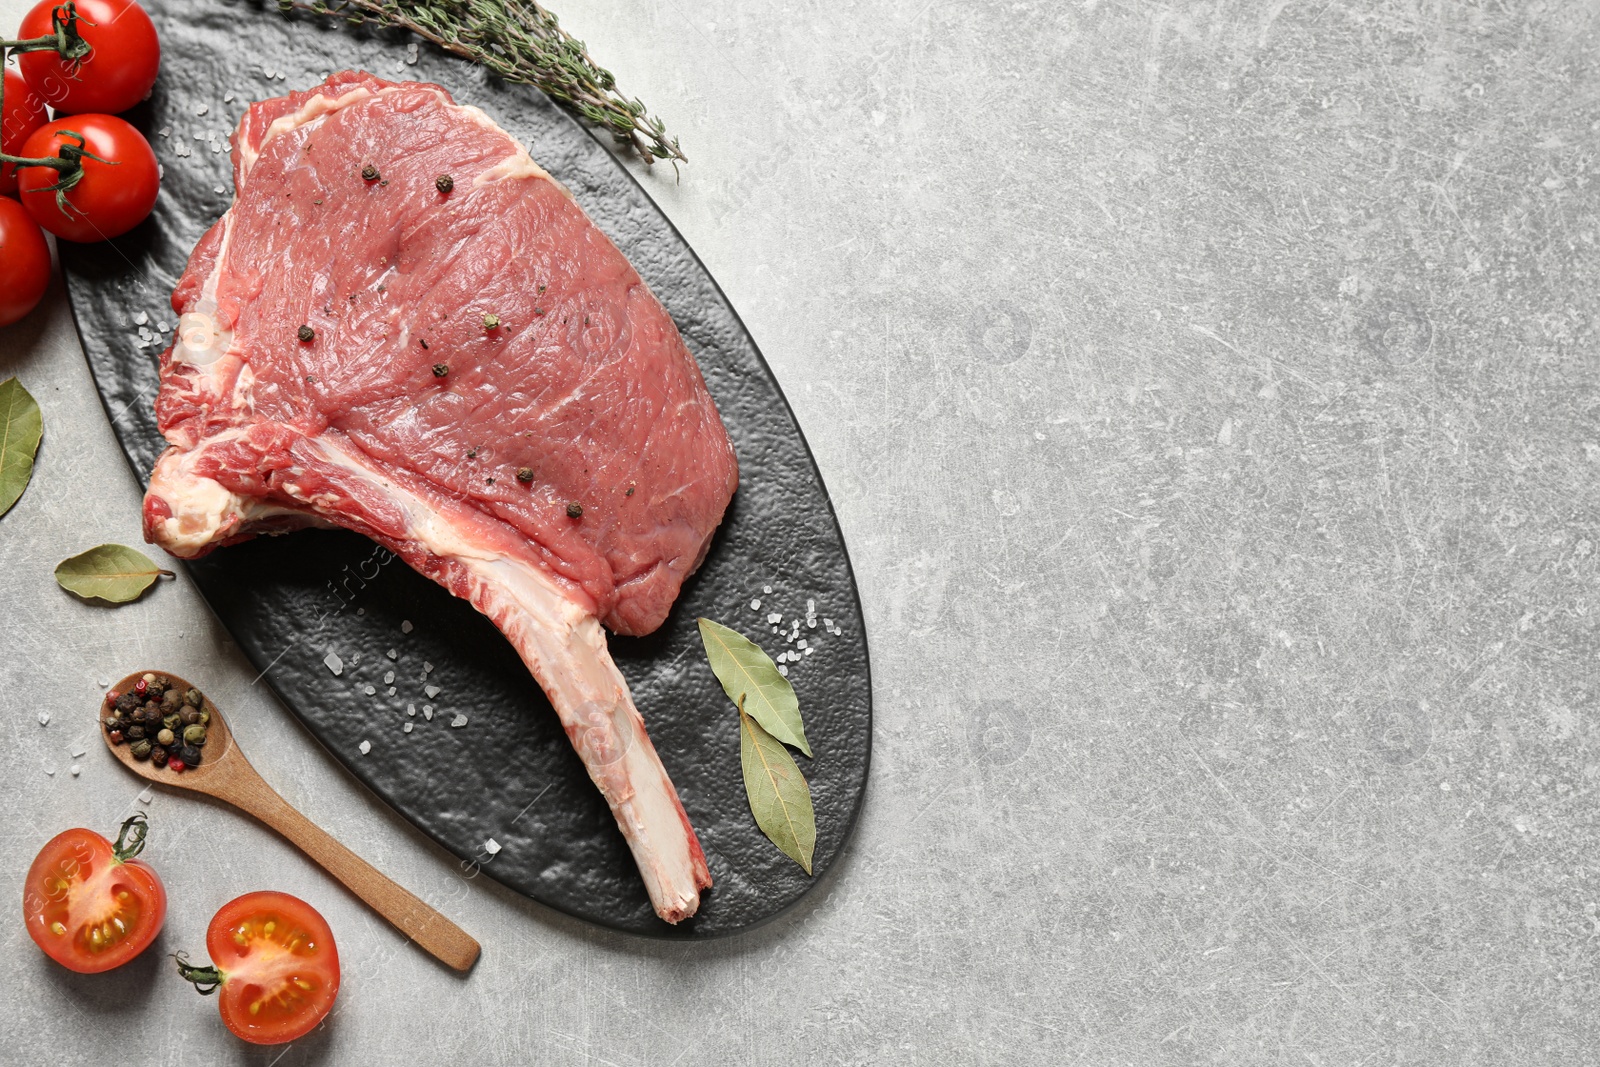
[3,0,1598,1062]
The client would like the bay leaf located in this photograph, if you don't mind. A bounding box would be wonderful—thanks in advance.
[0,377,43,519]
[55,544,174,604]
[739,700,816,875]
[698,616,811,757]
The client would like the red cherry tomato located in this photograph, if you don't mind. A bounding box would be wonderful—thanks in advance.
[16,113,158,242]
[16,0,160,115]
[177,892,341,1045]
[0,197,52,327]
[2,70,50,196]
[22,813,167,973]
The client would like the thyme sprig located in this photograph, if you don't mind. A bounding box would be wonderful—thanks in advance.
[274,0,685,169]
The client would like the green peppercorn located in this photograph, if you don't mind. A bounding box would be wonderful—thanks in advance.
[183,725,207,746]
[162,713,182,732]
[156,728,175,747]
[180,707,202,726]
[126,724,147,742]
[176,744,202,767]
[198,708,211,727]
[103,715,120,731]
[149,746,168,768]
[483,313,500,330]
[185,688,202,708]
[131,740,153,760]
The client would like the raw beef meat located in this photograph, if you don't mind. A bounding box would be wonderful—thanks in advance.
[142,72,738,922]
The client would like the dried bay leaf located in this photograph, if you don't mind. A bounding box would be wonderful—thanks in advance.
[55,544,174,604]
[698,617,811,756]
[739,699,816,875]
[0,377,43,518]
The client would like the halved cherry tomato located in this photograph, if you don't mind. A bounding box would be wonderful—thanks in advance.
[16,113,158,242]
[0,197,52,327]
[22,813,167,973]
[177,891,341,1045]
[16,0,161,115]
[2,70,50,196]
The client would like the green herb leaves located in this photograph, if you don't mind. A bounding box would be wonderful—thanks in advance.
[55,544,174,604]
[0,377,43,518]
[698,617,811,756]
[739,698,815,874]
[699,617,816,874]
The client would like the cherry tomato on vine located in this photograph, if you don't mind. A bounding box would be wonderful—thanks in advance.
[16,113,158,242]
[16,0,160,115]
[0,197,52,327]
[22,813,167,973]
[2,70,50,196]
[176,892,341,1046]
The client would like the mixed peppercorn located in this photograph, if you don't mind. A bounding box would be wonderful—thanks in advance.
[103,674,210,772]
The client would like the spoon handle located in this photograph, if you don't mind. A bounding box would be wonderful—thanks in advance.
[214,774,481,972]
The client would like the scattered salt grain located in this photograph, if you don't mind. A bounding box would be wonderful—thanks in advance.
[484,838,501,855]
[804,647,814,655]
[70,765,81,777]
[158,126,170,138]
[423,705,434,720]
[133,310,148,325]
[37,711,49,726]
[324,652,344,675]
[157,163,163,179]
[98,677,110,688]
[450,713,468,728]
[223,91,234,103]
[424,685,440,698]
[406,703,416,717]
[750,598,761,610]
[767,613,782,624]
[797,640,807,649]
[70,745,86,758]
[762,585,772,594]
[358,740,371,755]
[137,788,154,804]
[350,652,362,666]
[778,664,788,676]
[386,687,396,697]
[44,768,55,777]
[423,661,434,674]
[156,320,169,332]
[364,685,376,696]
[195,103,209,116]
[401,620,413,633]
[356,608,365,616]
[387,648,398,660]
[403,722,414,733]
[384,671,395,685]
[214,185,225,195]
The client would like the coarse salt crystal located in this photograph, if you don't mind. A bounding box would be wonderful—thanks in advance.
[158,126,170,138]
[358,740,371,754]
[195,103,209,115]
[356,608,365,616]
[767,613,782,624]
[98,677,110,688]
[37,712,49,726]
[70,745,86,758]
[156,320,169,332]
[137,788,153,804]
[401,620,413,633]
[403,722,414,733]
[386,687,396,697]
[797,639,807,649]
[763,585,772,594]
[324,652,344,675]
[423,661,434,673]
[44,768,55,777]
[223,92,234,103]
[364,685,376,696]
[778,664,788,676]
[484,838,501,855]
[750,598,761,610]
[425,685,440,698]
[70,765,81,777]
[214,184,226,194]
[804,647,814,655]
[384,671,395,685]
[350,652,362,665]
[133,310,148,325]
[387,648,398,660]
[450,713,468,727]
[406,704,416,717]
[423,705,434,720]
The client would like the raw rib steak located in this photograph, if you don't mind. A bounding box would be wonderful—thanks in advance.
[142,71,738,923]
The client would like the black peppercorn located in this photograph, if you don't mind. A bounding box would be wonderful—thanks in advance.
[115,692,141,714]
[126,724,147,742]
[180,707,202,727]
[436,174,454,193]
[298,324,315,342]
[149,746,169,768]
[361,163,379,182]
[517,467,534,484]
[176,744,202,767]
[161,688,182,711]
[432,363,449,377]
[566,502,584,519]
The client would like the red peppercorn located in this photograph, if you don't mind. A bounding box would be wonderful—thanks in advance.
[168,759,186,773]
[109,730,124,744]
[134,679,148,695]
[106,690,119,704]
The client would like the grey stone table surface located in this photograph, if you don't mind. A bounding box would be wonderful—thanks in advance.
[2,0,1596,1063]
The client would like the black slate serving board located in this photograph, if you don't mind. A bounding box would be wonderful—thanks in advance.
[62,0,870,937]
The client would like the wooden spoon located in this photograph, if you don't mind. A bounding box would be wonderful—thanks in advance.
[101,670,481,972]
